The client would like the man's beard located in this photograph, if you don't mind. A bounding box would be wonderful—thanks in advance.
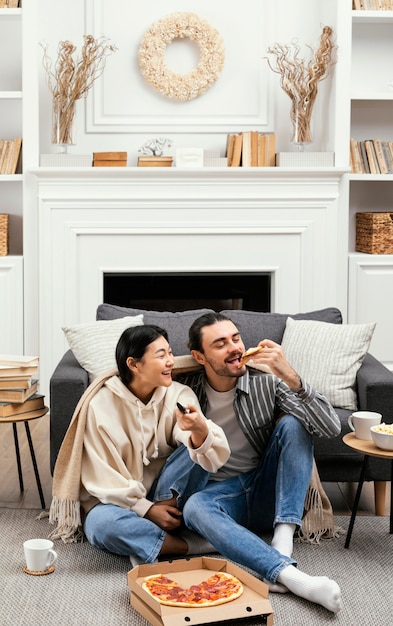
[204,354,245,378]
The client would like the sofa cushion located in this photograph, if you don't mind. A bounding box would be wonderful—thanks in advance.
[281,317,376,410]
[220,307,342,349]
[96,304,214,356]
[63,315,144,381]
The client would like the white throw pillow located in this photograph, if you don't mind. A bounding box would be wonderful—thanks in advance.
[281,317,376,410]
[63,315,144,381]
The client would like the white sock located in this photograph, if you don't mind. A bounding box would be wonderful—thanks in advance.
[179,529,216,555]
[271,523,296,558]
[277,565,342,614]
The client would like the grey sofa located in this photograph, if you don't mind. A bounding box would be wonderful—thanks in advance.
[50,304,393,512]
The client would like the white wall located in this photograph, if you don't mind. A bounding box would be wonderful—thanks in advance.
[37,0,338,163]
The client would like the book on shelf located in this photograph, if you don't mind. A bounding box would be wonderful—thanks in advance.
[0,375,35,390]
[350,138,360,173]
[251,131,259,167]
[241,131,252,167]
[264,132,276,167]
[0,380,38,404]
[381,142,393,173]
[373,138,389,174]
[0,394,45,419]
[93,151,127,167]
[230,134,243,167]
[364,140,379,174]
[0,140,9,173]
[225,134,236,166]
[0,138,22,174]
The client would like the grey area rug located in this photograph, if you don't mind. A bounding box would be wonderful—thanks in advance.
[0,509,391,626]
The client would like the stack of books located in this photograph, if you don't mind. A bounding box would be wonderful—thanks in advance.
[226,131,276,167]
[0,1,21,8]
[0,355,45,418]
[0,138,22,175]
[353,1,393,10]
[93,152,127,167]
[350,138,393,175]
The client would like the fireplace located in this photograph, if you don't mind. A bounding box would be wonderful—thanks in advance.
[32,167,346,397]
[103,272,271,312]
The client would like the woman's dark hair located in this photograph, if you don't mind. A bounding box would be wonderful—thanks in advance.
[188,312,231,353]
[116,325,168,386]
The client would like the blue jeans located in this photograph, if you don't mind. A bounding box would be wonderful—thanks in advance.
[83,444,210,562]
[182,415,313,582]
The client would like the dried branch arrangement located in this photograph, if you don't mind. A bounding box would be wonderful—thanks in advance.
[266,26,337,144]
[41,35,117,145]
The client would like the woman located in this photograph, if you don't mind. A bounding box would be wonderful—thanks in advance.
[49,325,230,566]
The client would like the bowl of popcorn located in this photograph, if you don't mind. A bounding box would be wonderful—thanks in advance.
[370,423,393,451]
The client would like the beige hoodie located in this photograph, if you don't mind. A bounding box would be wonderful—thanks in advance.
[79,375,230,517]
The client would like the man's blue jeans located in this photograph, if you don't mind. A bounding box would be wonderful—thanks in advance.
[183,414,314,582]
[83,444,210,562]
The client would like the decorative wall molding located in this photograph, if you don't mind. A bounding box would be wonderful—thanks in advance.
[348,255,393,370]
[85,0,273,133]
[0,257,24,354]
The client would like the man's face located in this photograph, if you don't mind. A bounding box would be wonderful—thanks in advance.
[191,320,246,391]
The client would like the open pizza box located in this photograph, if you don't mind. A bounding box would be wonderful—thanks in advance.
[128,556,274,626]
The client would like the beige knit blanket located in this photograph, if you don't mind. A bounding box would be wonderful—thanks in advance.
[49,362,337,544]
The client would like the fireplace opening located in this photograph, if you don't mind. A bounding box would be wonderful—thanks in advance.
[104,272,271,313]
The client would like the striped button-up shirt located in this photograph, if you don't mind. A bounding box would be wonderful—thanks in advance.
[178,368,341,457]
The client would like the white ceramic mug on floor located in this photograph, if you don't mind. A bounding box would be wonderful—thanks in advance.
[347,411,382,440]
[23,538,57,572]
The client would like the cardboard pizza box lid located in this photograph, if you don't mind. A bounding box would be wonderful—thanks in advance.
[127,556,274,626]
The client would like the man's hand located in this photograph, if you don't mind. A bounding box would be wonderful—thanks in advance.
[145,501,182,531]
[250,339,302,390]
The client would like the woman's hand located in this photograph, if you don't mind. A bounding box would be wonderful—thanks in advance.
[176,403,209,448]
[145,500,182,531]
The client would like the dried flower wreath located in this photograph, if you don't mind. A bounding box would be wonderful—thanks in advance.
[138,12,225,102]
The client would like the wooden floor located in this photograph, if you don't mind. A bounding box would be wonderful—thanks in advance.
[0,413,391,515]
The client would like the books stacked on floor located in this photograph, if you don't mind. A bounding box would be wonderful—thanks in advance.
[226,131,276,167]
[93,151,127,167]
[350,138,393,174]
[352,1,393,10]
[0,137,22,174]
[0,355,45,418]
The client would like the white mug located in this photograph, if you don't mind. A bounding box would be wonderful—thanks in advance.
[23,538,57,572]
[348,411,382,440]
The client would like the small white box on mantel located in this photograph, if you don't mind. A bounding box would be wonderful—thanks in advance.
[276,152,335,167]
[40,154,93,167]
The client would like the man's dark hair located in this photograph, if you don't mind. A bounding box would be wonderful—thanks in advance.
[116,324,168,386]
[188,312,232,353]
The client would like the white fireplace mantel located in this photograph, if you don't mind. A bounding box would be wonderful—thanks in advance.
[29,167,348,395]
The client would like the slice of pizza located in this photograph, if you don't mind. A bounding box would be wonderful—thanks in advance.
[142,572,244,608]
[238,346,263,368]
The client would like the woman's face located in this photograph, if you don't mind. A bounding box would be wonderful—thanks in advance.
[131,335,175,390]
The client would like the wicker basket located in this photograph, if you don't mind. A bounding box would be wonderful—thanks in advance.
[0,214,9,256]
[356,212,393,254]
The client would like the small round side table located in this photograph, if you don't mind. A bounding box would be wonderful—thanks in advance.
[0,407,49,509]
[343,432,393,549]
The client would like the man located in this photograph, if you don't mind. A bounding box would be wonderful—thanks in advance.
[178,312,342,614]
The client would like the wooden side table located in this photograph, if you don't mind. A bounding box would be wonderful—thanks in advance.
[0,407,49,509]
[343,432,393,549]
